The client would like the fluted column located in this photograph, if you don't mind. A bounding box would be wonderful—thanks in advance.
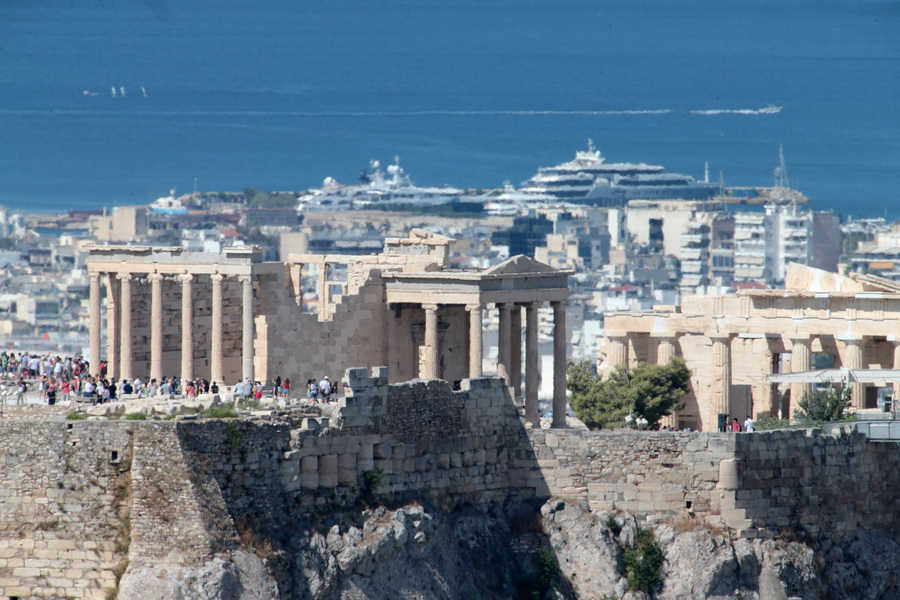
[105,274,118,381]
[606,333,628,370]
[466,303,483,378]
[654,334,678,428]
[510,304,523,396]
[789,335,812,420]
[709,333,733,431]
[210,273,224,385]
[551,300,567,428]
[423,304,439,379]
[525,301,540,427]
[497,303,512,384]
[89,272,102,376]
[181,273,194,383]
[149,272,164,382]
[842,337,864,410]
[119,273,133,381]
[241,274,254,381]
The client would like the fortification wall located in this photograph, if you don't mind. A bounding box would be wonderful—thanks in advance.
[0,421,133,599]
[4,371,900,598]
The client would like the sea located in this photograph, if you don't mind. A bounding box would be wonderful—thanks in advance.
[0,0,898,218]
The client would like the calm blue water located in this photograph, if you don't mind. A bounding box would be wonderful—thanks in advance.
[1,0,898,217]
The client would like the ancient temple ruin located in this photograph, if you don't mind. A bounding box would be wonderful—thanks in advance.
[86,230,571,425]
[602,263,900,431]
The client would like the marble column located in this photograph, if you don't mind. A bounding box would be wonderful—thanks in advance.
[654,334,678,428]
[497,303,512,384]
[241,274,254,381]
[181,273,194,383]
[789,335,812,420]
[842,337,864,410]
[709,333,733,431]
[89,272,102,376]
[423,304,439,379]
[119,273,133,381]
[318,262,330,320]
[607,334,628,370]
[149,273,164,382]
[210,273,224,385]
[525,301,540,427]
[551,300,567,428]
[105,274,118,381]
[510,304,523,397]
[466,303,483,378]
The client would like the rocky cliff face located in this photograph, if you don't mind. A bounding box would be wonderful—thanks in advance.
[118,498,900,600]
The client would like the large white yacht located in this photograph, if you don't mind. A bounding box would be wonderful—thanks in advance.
[297,158,475,212]
[520,140,718,206]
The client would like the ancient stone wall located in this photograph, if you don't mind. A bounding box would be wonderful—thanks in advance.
[5,374,900,598]
[0,421,133,599]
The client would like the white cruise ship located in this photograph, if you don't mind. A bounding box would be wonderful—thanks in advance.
[520,140,718,206]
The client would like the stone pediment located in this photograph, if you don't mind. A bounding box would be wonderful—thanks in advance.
[484,255,557,275]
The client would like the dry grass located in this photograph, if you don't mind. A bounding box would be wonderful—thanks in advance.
[235,517,274,557]
[670,514,725,538]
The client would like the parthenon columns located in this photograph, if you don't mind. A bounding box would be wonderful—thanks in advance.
[89,272,102,376]
[525,301,540,427]
[149,272,164,382]
[708,333,733,431]
[654,333,679,428]
[841,336,864,410]
[181,273,194,383]
[551,300,567,428]
[466,304,483,378]
[423,304,440,379]
[119,273,133,381]
[788,335,813,419]
[210,273,224,385]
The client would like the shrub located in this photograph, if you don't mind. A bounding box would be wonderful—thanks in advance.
[624,528,664,596]
[606,513,622,536]
[201,406,237,419]
[796,382,853,424]
[361,468,385,503]
[66,411,87,421]
[125,412,147,420]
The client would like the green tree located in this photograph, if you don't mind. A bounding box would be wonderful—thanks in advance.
[795,382,852,424]
[567,358,691,430]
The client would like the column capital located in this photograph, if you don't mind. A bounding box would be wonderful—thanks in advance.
[211,272,225,283]
[422,303,439,312]
[551,299,567,308]
[117,272,133,282]
[180,272,194,283]
[239,273,253,284]
[89,271,102,282]
[148,272,164,282]
[464,303,483,312]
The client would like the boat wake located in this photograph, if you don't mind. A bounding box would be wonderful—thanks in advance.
[691,105,782,116]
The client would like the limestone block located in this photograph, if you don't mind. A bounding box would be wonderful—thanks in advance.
[319,454,338,488]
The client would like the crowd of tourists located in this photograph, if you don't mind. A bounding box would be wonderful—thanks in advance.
[0,352,343,408]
